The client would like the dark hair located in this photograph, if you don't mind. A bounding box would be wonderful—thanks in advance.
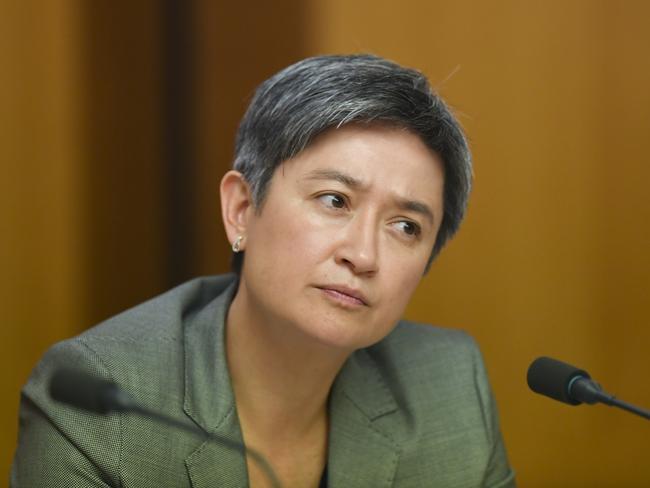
[231,54,472,273]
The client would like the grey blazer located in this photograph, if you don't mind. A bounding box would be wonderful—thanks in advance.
[11,274,515,487]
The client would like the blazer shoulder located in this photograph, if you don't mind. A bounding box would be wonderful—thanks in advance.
[13,275,239,487]
[371,320,480,370]
[24,274,237,418]
[79,274,237,344]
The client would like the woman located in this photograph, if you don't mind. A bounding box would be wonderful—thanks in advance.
[12,55,515,487]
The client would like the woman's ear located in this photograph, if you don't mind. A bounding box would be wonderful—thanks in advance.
[220,170,253,246]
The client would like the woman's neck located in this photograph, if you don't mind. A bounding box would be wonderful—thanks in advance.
[225,285,350,442]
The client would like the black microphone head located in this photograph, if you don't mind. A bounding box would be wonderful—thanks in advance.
[49,368,132,414]
[527,356,591,406]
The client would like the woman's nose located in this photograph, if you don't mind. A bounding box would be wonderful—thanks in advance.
[334,215,379,276]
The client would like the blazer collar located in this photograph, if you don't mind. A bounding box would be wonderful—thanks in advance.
[182,277,249,487]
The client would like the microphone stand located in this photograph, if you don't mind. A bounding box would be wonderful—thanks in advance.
[585,389,650,421]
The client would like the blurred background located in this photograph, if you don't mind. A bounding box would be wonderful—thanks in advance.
[2,0,649,485]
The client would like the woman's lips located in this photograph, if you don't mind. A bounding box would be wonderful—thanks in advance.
[317,285,369,307]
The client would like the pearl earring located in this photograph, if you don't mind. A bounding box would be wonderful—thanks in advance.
[232,235,244,253]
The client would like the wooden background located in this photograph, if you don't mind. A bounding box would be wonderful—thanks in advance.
[3,1,649,485]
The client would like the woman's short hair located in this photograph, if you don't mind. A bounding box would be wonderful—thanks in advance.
[232,54,472,273]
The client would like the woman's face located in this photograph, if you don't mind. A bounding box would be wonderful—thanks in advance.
[233,125,445,350]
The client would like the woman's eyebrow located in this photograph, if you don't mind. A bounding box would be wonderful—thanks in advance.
[394,197,435,225]
[302,168,366,190]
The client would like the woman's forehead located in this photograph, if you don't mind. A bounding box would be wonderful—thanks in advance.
[276,125,444,200]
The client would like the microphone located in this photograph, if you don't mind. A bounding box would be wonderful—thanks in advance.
[527,357,650,420]
[49,368,283,488]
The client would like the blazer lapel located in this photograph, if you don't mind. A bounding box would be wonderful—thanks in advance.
[328,349,401,487]
[181,279,250,488]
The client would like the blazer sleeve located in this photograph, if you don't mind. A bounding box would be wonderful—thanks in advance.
[472,343,516,488]
[11,339,122,488]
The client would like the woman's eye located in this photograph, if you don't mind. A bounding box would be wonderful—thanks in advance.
[394,220,421,237]
[318,193,347,209]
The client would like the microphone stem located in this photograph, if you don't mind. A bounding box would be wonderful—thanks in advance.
[606,397,650,421]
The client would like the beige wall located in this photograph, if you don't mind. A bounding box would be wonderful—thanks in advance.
[1,0,85,475]
[3,1,649,485]
[302,0,650,486]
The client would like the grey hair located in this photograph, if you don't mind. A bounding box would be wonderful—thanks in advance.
[232,54,472,272]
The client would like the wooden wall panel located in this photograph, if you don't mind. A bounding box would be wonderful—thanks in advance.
[2,1,167,480]
[191,1,309,275]
[0,2,81,480]
[4,0,309,479]
[80,1,167,324]
[1,0,85,479]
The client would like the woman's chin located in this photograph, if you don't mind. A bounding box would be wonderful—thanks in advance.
[295,318,385,352]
